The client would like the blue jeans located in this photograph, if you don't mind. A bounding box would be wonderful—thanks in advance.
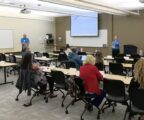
[85,90,106,107]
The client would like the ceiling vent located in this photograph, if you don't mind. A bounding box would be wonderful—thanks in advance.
[20,8,31,14]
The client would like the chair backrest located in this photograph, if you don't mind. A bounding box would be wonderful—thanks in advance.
[43,52,49,58]
[58,52,68,61]
[103,79,125,98]
[51,70,67,89]
[74,77,85,96]
[131,88,144,110]
[78,52,87,55]
[114,57,125,63]
[95,63,104,71]
[65,61,76,69]
[109,63,124,75]
[9,54,16,63]
[0,53,6,61]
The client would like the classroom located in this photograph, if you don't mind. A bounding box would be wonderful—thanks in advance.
[0,0,144,120]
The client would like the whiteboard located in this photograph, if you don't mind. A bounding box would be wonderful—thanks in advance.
[66,29,107,47]
[0,29,13,48]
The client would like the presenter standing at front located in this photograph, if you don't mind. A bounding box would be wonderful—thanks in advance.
[21,34,30,52]
[112,35,120,57]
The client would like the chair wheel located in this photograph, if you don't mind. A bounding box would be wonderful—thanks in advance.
[23,103,32,107]
[65,110,69,114]
[71,101,75,105]
[97,115,100,119]
[11,82,14,85]
[62,95,65,99]
[102,109,104,113]
[81,118,84,120]
[112,108,115,112]
[61,104,64,107]
[45,100,48,103]
[15,98,18,101]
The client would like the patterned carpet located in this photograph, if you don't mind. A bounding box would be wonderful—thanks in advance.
[0,71,138,120]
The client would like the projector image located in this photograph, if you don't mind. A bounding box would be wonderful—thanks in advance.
[139,0,144,3]
[20,8,31,14]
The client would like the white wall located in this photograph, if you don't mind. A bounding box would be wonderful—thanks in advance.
[0,16,55,52]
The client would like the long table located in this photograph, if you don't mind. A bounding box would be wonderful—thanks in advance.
[41,66,132,85]
[0,62,17,85]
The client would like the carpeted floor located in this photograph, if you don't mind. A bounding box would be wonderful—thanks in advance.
[0,70,138,120]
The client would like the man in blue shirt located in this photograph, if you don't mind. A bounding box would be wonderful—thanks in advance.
[112,35,120,57]
[21,34,30,52]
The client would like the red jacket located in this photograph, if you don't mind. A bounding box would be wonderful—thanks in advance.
[80,64,103,95]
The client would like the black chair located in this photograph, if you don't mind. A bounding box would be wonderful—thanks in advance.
[114,57,125,64]
[109,63,125,75]
[43,52,49,58]
[95,63,104,71]
[0,53,6,61]
[51,70,69,107]
[64,61,76,69]
[7,54,20,76]
[78,52,87,55]
[57,52,68,67]
[101,79,129,115]
[15,69,49,107]
[65,77,101,120]
[126,88,144,120]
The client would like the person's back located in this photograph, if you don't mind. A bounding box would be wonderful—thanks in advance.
[68,52,82,70]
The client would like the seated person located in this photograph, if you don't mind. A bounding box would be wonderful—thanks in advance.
[17,52,56,98]
[129,59,144,120]
[68,48,82,70]
[94,51,104,70]
[80,55,105,107]
[65,44,72,56]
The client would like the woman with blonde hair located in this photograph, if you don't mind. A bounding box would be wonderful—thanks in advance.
[80,55,105,108]
[133,59,144,88]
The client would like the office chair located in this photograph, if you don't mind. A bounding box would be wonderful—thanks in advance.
[7,54,20,76]
[101,79,129,115]
[114,57,125,64]
[64,61,76,69]
[109,63,125,75]
[0,53,6,61]
[15,69,49,107]
[43,52,49,58]
[57,52,68,67]
[124,88,144,120]
[95,63,104,71]
[51,70,69,107]
[78,52,87,55]
[65,77,102,120]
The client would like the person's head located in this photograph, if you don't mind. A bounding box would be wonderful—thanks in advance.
[71,47,77,53]
[83,55,96,65]
[23,34,27,38]
[114,35,118,40]
[95,51,103,64]
[134,59,144,88]
[66,44,70,49]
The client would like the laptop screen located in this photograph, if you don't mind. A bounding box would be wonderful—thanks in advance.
[81,55,87,61]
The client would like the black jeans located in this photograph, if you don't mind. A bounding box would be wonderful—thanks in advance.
[46,76,54,94]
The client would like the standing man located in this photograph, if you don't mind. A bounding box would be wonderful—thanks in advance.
[112,35,120,57]
[21,34,30,52]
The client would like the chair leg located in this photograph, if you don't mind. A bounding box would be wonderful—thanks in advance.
[23,91,37,107]
[81,106,87,120]
[61,92,69,107]
[15,90,23,101]
[97,109,101,119]
[123,106,129,120]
